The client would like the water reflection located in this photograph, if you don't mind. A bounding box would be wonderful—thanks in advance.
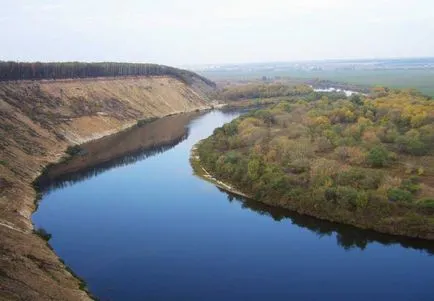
[36,112,201,193]
[220,188,434,255]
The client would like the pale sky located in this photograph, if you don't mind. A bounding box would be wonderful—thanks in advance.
[1,0,433,66]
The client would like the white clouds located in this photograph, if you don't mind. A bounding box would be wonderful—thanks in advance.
[1,0,433,64]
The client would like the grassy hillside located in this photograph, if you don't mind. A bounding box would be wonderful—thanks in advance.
[197,88,434,239]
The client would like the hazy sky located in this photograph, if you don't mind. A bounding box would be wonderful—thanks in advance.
[1,0,433,66]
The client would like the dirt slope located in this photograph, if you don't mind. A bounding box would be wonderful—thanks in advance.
[0,76,213,300]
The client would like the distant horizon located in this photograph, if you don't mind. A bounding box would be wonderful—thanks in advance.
[1,56,434,69]
[183,56,434,68]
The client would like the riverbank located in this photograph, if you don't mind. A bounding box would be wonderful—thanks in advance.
[193,138,434,240]
[32,110,434,300]
[0,75,215,300]
[192,92,434,241]
[190,142,250,199]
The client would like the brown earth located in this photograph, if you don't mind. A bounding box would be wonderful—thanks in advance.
[0,76,214,300]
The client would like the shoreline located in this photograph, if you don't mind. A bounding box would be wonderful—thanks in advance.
[190,141,434,241]
[190,142,250,199]
[0,73,218,300]
[29,106,215,299]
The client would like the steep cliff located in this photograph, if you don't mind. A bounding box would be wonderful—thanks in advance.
[0,75,214,300]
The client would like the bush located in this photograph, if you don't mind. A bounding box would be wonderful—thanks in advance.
[396,134,428,156]
[255,110,276,126]
[288,159,310,174]
[387,188,413,203]
[336,186,359,206]
[419,198,434,207]
[350,94,363,106]
[137,117,158,127]
[223,122,238,136]
[66,145,82,156]
[367,145,389,167]
[34,228,52,241]
[247,157,263,180]
[400,176,421,194]
[355,191,369,209]
[316,137,334,153]
[337,168,383,189]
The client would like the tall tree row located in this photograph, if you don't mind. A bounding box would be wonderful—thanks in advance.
[0,61,215,87]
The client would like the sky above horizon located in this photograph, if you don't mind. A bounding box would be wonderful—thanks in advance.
[1,0,433,66]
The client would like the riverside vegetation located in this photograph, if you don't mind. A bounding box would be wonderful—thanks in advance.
[196,87,434,239]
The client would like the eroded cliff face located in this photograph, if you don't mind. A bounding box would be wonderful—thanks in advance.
[0,76,213,300]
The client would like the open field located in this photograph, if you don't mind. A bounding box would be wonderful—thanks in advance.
[198,58,434,97]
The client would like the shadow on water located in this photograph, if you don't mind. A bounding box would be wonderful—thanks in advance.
[36,111,202,194]
[35,106,434,257]
[219,188,434,255]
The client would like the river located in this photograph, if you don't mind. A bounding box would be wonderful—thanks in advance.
[313,87,360,96]
[33,110,434,301]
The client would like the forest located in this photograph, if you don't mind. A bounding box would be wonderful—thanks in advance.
[214,83,313,101]
[0,61,215,87]
[197,87,434,239]
[212,81,356,105]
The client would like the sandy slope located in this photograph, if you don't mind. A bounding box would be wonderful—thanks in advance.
[0,76,213,300]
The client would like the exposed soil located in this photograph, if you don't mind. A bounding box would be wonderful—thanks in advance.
[0,76,213,300]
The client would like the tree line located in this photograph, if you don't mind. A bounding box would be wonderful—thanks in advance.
[0,61,215,87]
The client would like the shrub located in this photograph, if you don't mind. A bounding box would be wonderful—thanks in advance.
[34,228,52,241]
[396,134,428,156]
[387,188,413,203]
[335,146,366,165]
[334,186,369,209]
[350,94,363,106]
[400,176,421,194]
[377,126,398,143]
[225,151,241,164]
[419,198,434,207]
[66,145,82,156]
[347,147,367,165]
[337,168,383,190]
[223,121,238,136]
[367,145,389,167]
[286,187,305,200]
[336,186,359,206]
[137,117,158,127]
[247,158,263,180]
[316,136,334,152]
[287,158,310,174]
[251,110,276,126]
[355,191,369,209]
[273,101,293,113]
[324,187,338,202]
[368,190,388,203]
[419,124,434,146]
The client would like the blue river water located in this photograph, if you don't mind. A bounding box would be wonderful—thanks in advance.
[33,110,434,301]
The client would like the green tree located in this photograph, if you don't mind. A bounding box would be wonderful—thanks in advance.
[247,158,262,180]
[387,188,413,203]
[367,145,389,167]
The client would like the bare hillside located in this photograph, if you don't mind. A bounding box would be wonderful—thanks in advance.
[0,75,214,300]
